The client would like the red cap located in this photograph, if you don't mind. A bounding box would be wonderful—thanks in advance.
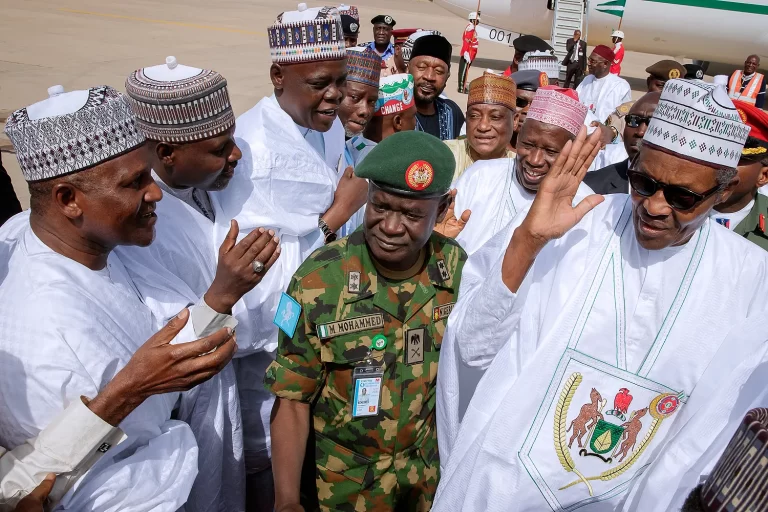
[734,99,768,143]
[592,45,615,62]
[540,85,580,101]
[392,28,419,45]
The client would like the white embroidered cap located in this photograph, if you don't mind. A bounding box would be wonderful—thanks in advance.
[519,51,560,80]
[644,78,750,168]
[4,85,145,182]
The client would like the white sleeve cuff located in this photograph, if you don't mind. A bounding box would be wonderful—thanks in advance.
[192,299,239,338]
[0,399,126,509]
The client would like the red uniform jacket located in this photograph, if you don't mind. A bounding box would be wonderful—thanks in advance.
[460,23,479,62]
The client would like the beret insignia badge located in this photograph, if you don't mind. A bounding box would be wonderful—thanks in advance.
[405,160,434,191]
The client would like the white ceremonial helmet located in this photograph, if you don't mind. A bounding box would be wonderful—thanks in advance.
[468,11,479,21]
[611,30,625,39]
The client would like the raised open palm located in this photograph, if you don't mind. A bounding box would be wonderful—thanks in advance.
[520,126,605,242]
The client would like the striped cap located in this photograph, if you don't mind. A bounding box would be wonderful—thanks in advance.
[346,47,381,88]
[268,4,346,64]
[125,57,235,143]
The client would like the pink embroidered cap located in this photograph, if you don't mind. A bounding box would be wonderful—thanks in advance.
[526,86,588,136]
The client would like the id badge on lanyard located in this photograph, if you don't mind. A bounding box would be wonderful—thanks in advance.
[351,334,389,418]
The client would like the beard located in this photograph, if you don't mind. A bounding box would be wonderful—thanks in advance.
[344,122,365,138]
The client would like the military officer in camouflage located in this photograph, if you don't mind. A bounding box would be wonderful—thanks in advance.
[265,130,466,512]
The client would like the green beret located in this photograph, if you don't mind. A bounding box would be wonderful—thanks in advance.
[645,59,686,81]
[355,131,454,198]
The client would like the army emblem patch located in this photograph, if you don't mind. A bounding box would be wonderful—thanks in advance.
[274,292,302,338]
[348,271,361,293]
[317,314,384,339]
[405,160,434,191]
[432,302,455,321]
[668,68,681,79]
[405,328,425,365]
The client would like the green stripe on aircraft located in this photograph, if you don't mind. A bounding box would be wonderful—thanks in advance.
[645,0,768,15]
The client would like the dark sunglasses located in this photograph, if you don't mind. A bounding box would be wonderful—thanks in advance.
[625,114,652,128]
[516,97,531,109]
[627,170,722,211]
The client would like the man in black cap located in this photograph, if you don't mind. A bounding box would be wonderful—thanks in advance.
[684,63,705,80]
[367,15,396,59]
[503,34,553,77]
[409,34,465,140]
[646,59,686,92]
[341,14,360,47]
[509,69,548,150]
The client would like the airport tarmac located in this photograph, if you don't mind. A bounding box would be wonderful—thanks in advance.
[0,0,679,208]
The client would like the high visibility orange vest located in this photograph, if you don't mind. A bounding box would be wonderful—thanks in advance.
[729,70,764,105]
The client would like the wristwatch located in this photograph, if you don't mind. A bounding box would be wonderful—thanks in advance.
[318,218,337,244]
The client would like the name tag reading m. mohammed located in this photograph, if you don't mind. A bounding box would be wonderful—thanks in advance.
[317,314,384,340]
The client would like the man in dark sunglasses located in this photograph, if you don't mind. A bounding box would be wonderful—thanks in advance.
[432,78,768,512]
[710,100,768,251]
[585,91,661,194]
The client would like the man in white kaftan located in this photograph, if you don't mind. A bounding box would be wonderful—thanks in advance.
[454,86,591,257]
[577,45,632,125]
[434,79,765,511]
[445,87,592,444]
[117,59,288,511]
[0,86,238,511]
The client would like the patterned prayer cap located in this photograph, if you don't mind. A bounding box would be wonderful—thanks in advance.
[519,51,560,80]
[125,57,235,143]
[268,3,345,64]
[468,72,517,110]
[644,78,750,168]
[4,85,145,182]
[337,4,359,22]
[346,47,381,88]
[375,74,414,116]
[402,30,441,67]
[526,86,588,136]
[696,408,768,511]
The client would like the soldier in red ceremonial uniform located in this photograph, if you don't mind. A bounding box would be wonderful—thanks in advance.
[458,11,480,94]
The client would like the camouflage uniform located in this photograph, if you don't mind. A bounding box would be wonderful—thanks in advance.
[265,228,467,511]
[605,100,634,142]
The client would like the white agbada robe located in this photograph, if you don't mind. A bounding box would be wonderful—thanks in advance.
[588,143,629,173]
[0,219,200,512]
[211,95,345,470]
[116,176,259,512]
[433,194,768,511]
[453,158,593,256]
[577,74,632,124]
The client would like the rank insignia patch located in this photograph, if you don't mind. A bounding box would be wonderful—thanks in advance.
[436,259,451,281]
[274,292,302,338]
[348,271,361,293]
